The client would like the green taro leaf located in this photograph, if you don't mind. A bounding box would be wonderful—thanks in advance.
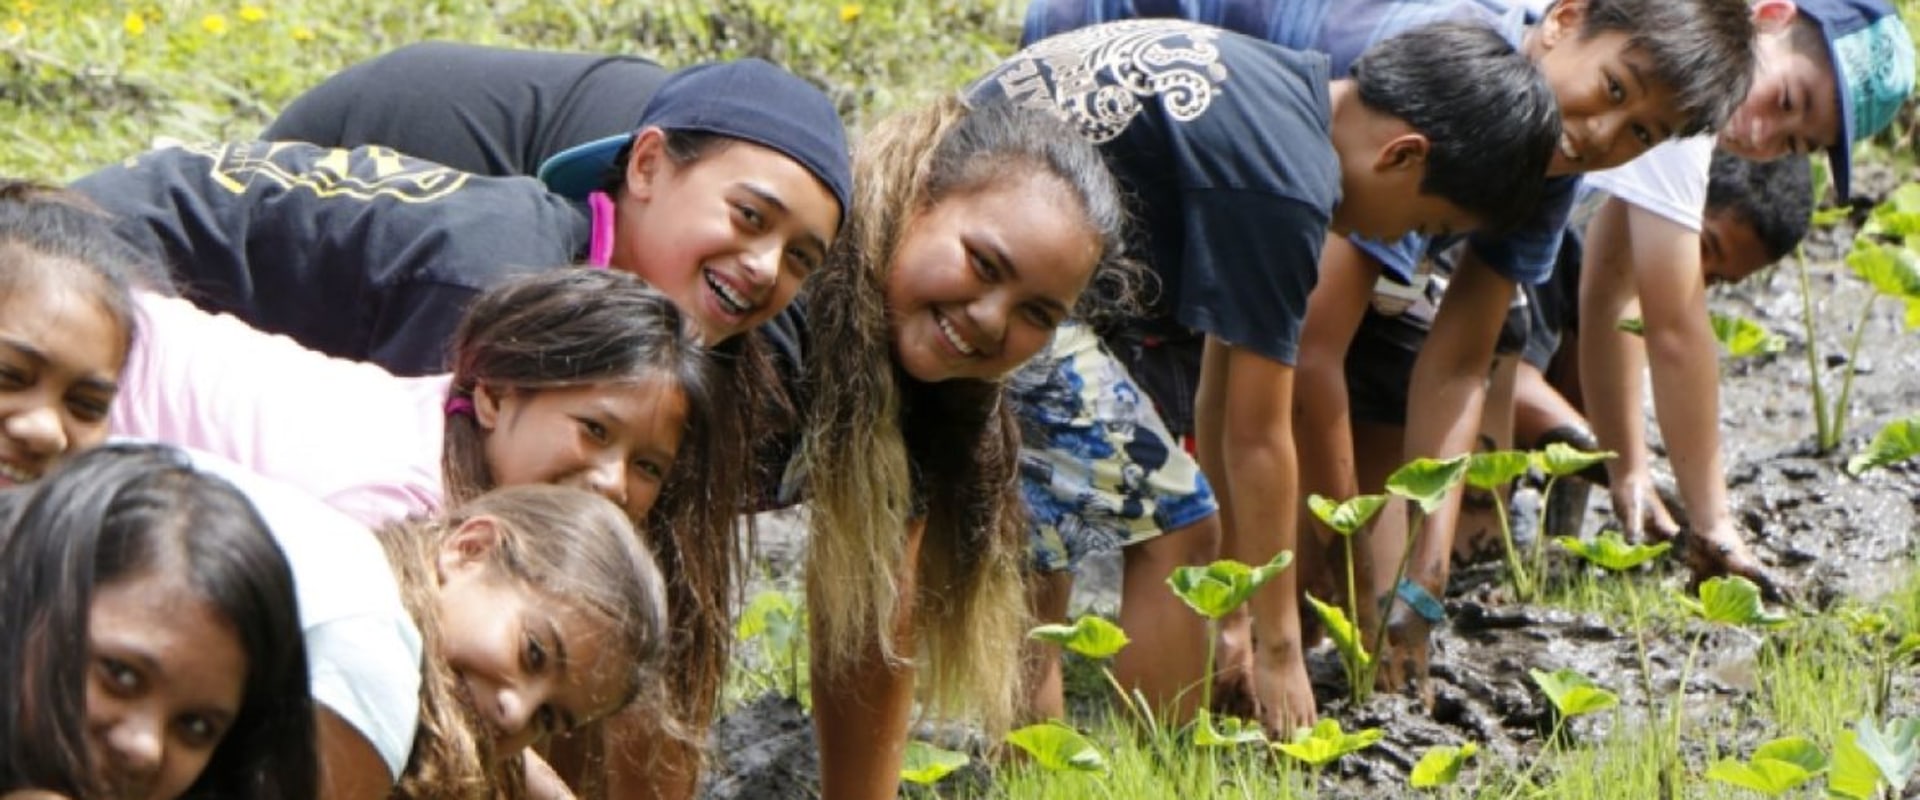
[1305,593,1371,673]
[1385,455,1471,515]
[1836,605,1896,638]
[1811,205,1851,229]
[1868,184,1920,236]
[1846,239,1920,299]
[1005,722,1108,774]
[1466,450,1533,490]
[1028,615,1131,660]
[1307,493,1388,537]
[1847,415,1920,475]
[1829,729,1883,800]
[1681,576,1789,628]
[1166,550,1293,620]
[1534,441,1617,479]
[1706,736,1827,795]
[1272,718,1383,767]
[1894,632,1920,660]
[736,590,798,644]
[1710,312,1786,358]
[1854,716,1920,788]
[1616,316,1647,336]
[1528,667,1619,718]
[1906,297,1920,330]
[1556,530,1671,572]
[899,740,971,786]
[1192,709,1268,748]
[1409,742,1478,789]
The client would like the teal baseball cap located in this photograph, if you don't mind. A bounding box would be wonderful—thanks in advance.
[1795,0,1914,199]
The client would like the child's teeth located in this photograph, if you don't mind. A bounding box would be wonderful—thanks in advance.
[1559,134,1579,161]
[0,462,35,483]
[937,315,976,356]
[706,272,749,314]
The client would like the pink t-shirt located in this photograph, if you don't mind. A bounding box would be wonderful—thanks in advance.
[111,292,449,527]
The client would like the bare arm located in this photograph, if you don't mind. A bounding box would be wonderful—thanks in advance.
[1402,252,1516,584]
[317,708,395,800]
[811,521,923,800]
[1293,235,1386,532]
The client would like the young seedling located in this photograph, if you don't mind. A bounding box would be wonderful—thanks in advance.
[1802,183,1920,453]
[1557,531,1669,711]
[899,740,972,788]
[1665,576,1792,790]
[1615,310,1785,359]
[1832,726,1886,800]
[1529,443,1615,585]
[1166,550,1293,715]
[1847,715,1920,797]
[1463,450,1535,600]
[1838,605,1919,718]
[1506,668,1619,797]
[1274,718,1384,789]
[1005,721,1109,775]
[735,588,807,702]
[1847,414,1920,476]
[1796,202,1855,453]
[1029,615,1143,724]
[1306,492,1386,703]
[1192,708,1269,748]
[1372,454,1470,689]
[1409,742,1478,792]
[1704,736,1828,796]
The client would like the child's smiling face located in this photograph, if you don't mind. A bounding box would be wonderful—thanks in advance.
[1719,8,1841,161]
[0,272,127,487]
[1529,6,1692,175]
[474,375,688,522]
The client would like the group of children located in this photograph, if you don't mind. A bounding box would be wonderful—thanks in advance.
[0,0,1910,798]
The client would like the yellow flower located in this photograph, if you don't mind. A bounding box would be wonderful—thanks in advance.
[238,5,266,23]
[2,18,21,36]
[123,11,145,36]
[290,25,314,41]
[200,13,227,35]
[838,3,861,22]
[11,0,32,16]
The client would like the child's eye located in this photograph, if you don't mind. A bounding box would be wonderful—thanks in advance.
[99,658,141,695]
[1632,124,1655,148]
[536,705,560,735]
[524,631,547,672]
[733,202,765,231]
[577,418,610,444]
[68,396,110,424]
[1605,73,1625,103]
[176,714,223,748]
[784,248,818,279]
[633,457,667,480]
[0,365,27,390]
[968,249,998,282]
[1022,304,1059,329]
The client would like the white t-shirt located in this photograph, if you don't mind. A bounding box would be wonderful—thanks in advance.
[173,445,423,780]
[1583,136,1714,233]
[111,292,450,528]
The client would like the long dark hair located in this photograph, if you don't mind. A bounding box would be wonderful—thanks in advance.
[0,442,317,800]
[440,268,753,775]
[0,180,169,365]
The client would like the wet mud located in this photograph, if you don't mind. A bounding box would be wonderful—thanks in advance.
[701,172,1920,796]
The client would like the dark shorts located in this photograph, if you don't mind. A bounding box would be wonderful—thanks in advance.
[1520,228,1585,371]
[1011,323,1218,573]
[1346,273,1532,426]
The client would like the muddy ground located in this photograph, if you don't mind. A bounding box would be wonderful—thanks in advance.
[698,165,1920,798]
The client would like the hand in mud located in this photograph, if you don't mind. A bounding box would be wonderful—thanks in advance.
[1211,610,1260,719]
[1683,521,1788,604]
[1252,645,1317,738]
[1376,591,1437,708]
[1611,473,1679,544]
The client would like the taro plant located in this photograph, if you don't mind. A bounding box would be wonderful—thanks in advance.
[1005,721,1109,777]
[1166,550,1293,715]
[1506,667,1619,797]
[1305,492,1386,703]
[899,739,972,789]
[1829,715,1920,800]
[1798,183,1920,453]
[1705,735,1828,796]
[1408,741,1478,793]
[1848,413,1920,476]
[1665,576,1791,789]
[1528,443,1616,584]
[1273,717,1383,787]
[1463,450,1535,600]
[1371,454,1470,685]
[733,587,807,703]
[1836,605,1920,718]
[1557,531,1670,708]
[1028,614,1138,721]
[1616,310,1785,359]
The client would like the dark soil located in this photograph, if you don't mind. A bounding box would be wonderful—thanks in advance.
[700,167,1920,797]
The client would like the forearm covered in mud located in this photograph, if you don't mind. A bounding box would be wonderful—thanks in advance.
[810,522,921,800]
[1204,339,1303,662]
[1402,254,1514,579]
[1293,235,1383,537]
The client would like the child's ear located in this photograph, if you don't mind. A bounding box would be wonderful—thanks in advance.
[436,516,503,583]
[473,384,505,431]
[1375,134,1432,174]
[1750,0,1799,36]
[1537,0,1589,49]
[625,127,670,201]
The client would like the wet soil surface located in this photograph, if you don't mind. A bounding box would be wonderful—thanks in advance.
[700,170,1920,797]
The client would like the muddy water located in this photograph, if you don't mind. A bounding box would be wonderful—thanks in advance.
[700,173,1920,796]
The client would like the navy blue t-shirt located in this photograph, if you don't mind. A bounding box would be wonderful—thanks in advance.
[1022,0,1579,287]
[72,141,591,375]
[969,20,1339,366]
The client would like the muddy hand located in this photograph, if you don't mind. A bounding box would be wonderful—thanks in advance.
[1684,521,1788,604]
[1211,609,1259,718]
[1612,474,1679,544]
[1378,588,1438,708]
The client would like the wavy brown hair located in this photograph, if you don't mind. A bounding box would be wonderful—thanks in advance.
[801,95,1130,731]
[378,485,669,799]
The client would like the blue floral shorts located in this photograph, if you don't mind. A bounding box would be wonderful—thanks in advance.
[1011,323,1218,573]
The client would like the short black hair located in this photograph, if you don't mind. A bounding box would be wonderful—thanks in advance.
[1351,23,1561,232]
[1707,148,1814,262]
[1576,0,1757,135]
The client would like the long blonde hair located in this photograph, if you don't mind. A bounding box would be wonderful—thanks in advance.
[801,95,1129,732]
[378,485,670,799]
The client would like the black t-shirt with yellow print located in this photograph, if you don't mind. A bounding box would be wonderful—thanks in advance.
[73,141,592,375]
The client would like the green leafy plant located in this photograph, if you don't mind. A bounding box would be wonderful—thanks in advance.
[1273,718,1383,768]
[1848,414,1920,475]
[1529,443,1617,581]
[1409,742,1478,790]
[1371,455,1470,689]
[1704,736,1828,796]
[1616,311,1784,358]
[1306,492,1386,702]
[1192,708,1268,748]
[1557,530,1668,722]
[1167,550,1292,715]
[1681,575,1791,628]
[1464,450,1535,599]
[899,739,972,787]
[1853,716,1920,793]
[1029,615,1131,660]
[1005,722,1108,775]
[733,588,807,702]
[1799,185,1920,453]
[1506,668,1618,798]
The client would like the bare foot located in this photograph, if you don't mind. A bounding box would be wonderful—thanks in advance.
[1211,611,1259,718]
[1253,646,1318,738]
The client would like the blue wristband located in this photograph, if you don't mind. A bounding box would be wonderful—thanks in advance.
[1395,579,1447,624]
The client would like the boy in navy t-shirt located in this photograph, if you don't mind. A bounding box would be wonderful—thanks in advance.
[971,19,1560,731]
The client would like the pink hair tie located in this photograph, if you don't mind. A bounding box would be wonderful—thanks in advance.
[444,396,476,417]
[586,191,616,269]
